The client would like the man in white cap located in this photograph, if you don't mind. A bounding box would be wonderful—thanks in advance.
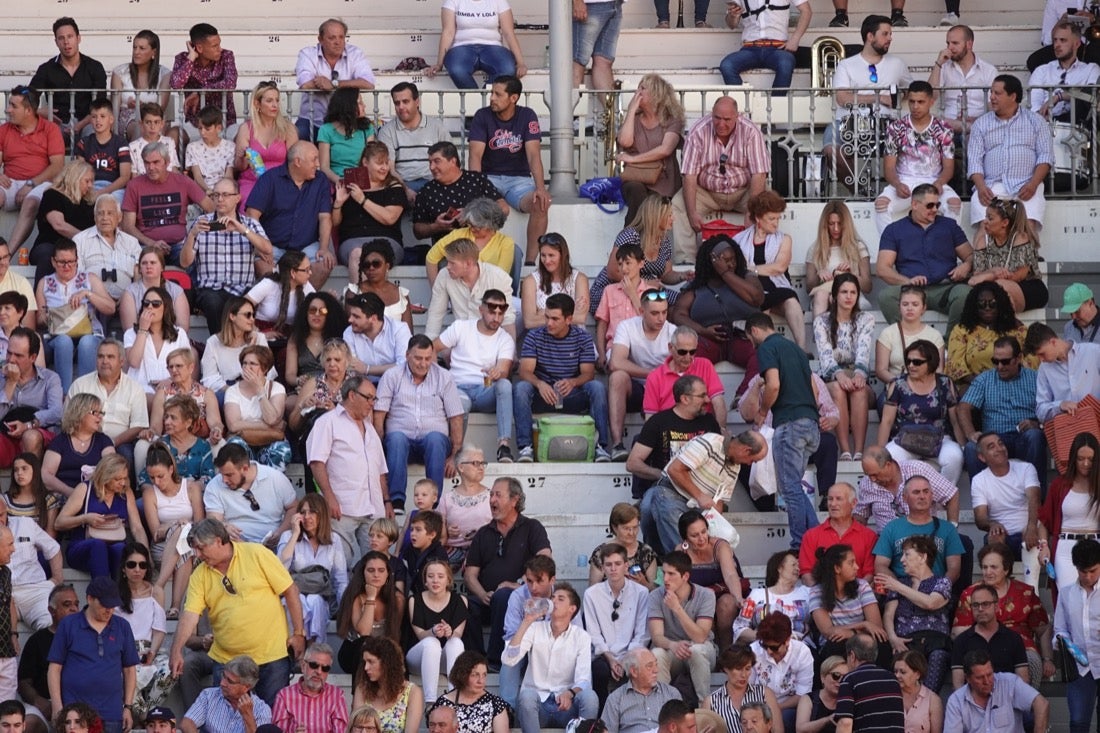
[1061,283,1100,344]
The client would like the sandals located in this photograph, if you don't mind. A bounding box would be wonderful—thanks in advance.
[852,452,863,461]
[839,451,853,461]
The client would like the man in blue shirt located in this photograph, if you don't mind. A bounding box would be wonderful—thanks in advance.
[513,293,610,462]
[245,141,334,289]
[747,312,820,549]
[47,577,139,733]
[1025,322,1100,425]
[945,650,1049,733]
[1053,539,1100,733]
[876,182,973,334]
[958,336,1046,487]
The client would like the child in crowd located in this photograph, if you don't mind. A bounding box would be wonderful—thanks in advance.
[74,98,132,204]
[594,243,661,369]
[400,478,441,553]
[368,516,408,596]
[185,105,236,194]
[129,102,181,175]
[399,509,449,595]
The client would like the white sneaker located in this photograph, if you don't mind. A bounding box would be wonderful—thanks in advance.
[939,12,959,25]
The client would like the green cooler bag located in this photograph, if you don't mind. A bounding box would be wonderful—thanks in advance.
[536,415,596,462]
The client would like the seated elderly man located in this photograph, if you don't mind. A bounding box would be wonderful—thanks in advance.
[181,655,273,733]
[74,195,141,304]
[121,142,214,266]
[642,326,726,422]
[245,142,335,288]
[271,642,347,733]
[601,648,681,733]
[1060,283,1100,344]
[873,475,966,585]
[204,442,297,545]
[799,483,878,585]
[857,445,961,531]
[374,334,464,514]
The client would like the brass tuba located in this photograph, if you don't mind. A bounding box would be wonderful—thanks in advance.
[811,36,846,96]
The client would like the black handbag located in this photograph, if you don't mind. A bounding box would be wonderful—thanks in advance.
[895,424,945,458]
[0,405,38,435]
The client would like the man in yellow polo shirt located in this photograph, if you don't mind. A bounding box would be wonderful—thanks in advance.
[168,518,307,707]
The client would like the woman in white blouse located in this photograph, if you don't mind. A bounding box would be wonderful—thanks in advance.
[200,296,271,395]
[278,493,348,643]
[123,285,190,398]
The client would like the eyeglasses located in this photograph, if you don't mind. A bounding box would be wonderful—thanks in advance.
[125,560,149,569]
[641,290,669,302]
[971,600,996,609]
[308,306,328,315]
[221,575,238,595]
[977,299,997,309]
[868,64,878,84]
[675,348,697,356]
[461,460,488,467]
[611,599,621,623]
[306,660,332,672]
[141,299,164,308]
[829,671,844,681]
[209,191,238,199]
[991,357,1014,366]
[89,409,106,417]
[905,358,928,366]
[923,201,941,210]
[687,392,708,399]
[294,265,312,273]
[484,302,509,313]
[241,489,260,511]
[355,390,377,402]
[363,258,387,270]
[718,153,729,176]
[53,259,77,266]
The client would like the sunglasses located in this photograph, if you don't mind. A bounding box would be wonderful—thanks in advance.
[991,357,1014,366]
[905,358,928,367]
[362,259,387,270]
[497,535,505,557]
[829,671,844,681]
[241,489,260,511]
[125,560,149,570]
[971,600,996,609]
[306,660,332,672]
[923,201,941,210]
[611,599,621,623]
[641,290,669,302]
[484,302,509,313]
[538,233,567,246]
[977,299,997,309]
[331,69,340,83]
[675,348,697,356]
[257,80,279,90]
[222,575,238,595]
[868,63,878,84]
[308,306,328,315]
[142,299,164,308]
[237,310,255,319]
[718,153,729,176]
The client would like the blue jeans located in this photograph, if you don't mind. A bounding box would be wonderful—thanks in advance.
[382,430,451,506]
[653,0,711,24]
[516,688,599,733]
[719,45,797,95]
[46,333,101,393]
[963,428,1049,499]
[295,116,319,142]
[513,380,610,449]
[443,44,517,89]
[646,483,692,556]
[773,417,821,549]
[459,381,513,442]
[1068,670,1100,733]
[498,657,526,709]
[213,655,290,708]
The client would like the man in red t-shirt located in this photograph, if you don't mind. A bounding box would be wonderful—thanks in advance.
[799,482,878,585]
[0,86,65,250]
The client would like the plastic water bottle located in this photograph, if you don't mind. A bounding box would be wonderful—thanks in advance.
[1046,561,1057,582]
[1059,634,1089,667]
[244,148,266,175]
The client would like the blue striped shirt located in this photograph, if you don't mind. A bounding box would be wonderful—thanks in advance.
[184,688,272,733]
[520,325,596,383]
[967,107,1055,193]
[960,367,1039,434]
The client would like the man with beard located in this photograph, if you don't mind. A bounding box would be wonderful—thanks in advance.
[928,25,998,134]
[271,643,347,733]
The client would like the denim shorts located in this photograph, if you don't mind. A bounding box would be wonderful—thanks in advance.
[573,1,623,64]
[487,174,536,210]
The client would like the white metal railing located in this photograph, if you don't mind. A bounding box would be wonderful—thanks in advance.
[15,83,1100,201]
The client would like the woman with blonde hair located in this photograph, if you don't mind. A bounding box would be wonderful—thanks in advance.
[804,200,872,317]
[969,197,1048,313]
[346,706,384,733]
[289,338,355,433]
[589,193,685,315]
[56,452,148,579]
[42,393,116,498]
[234,80,298,208]
[616,73,685,224]
[30,159,97,278]
[147,347,223,442]
[334,141,408,274]
[201,296,271,393]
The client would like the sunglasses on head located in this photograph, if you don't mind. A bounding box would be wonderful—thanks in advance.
[538,233,567,246]
[641,289,668,302]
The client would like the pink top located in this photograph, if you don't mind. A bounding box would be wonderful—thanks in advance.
[643,355,725,415]
[903,685,933,733]
[304,405,388,517]
[238,120,289,209]
[438,486,491,550]
[595,278,661,354]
